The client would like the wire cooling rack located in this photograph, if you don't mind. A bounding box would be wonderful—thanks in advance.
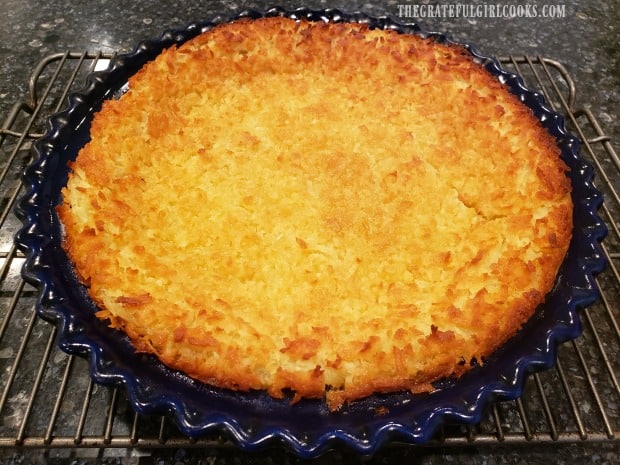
[0,52,618,458]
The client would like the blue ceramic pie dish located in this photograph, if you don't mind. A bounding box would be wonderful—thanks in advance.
[15,6,607,458]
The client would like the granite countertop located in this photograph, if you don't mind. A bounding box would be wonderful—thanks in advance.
[1,0,618,464]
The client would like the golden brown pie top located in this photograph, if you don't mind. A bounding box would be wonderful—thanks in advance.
[57,16,573,410]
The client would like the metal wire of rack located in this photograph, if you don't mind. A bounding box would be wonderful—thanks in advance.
[0,52,618,457]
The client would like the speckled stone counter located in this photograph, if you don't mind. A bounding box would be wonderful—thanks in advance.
[1,0,618,464]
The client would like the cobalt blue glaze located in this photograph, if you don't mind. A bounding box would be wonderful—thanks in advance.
[14,6,607,458]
